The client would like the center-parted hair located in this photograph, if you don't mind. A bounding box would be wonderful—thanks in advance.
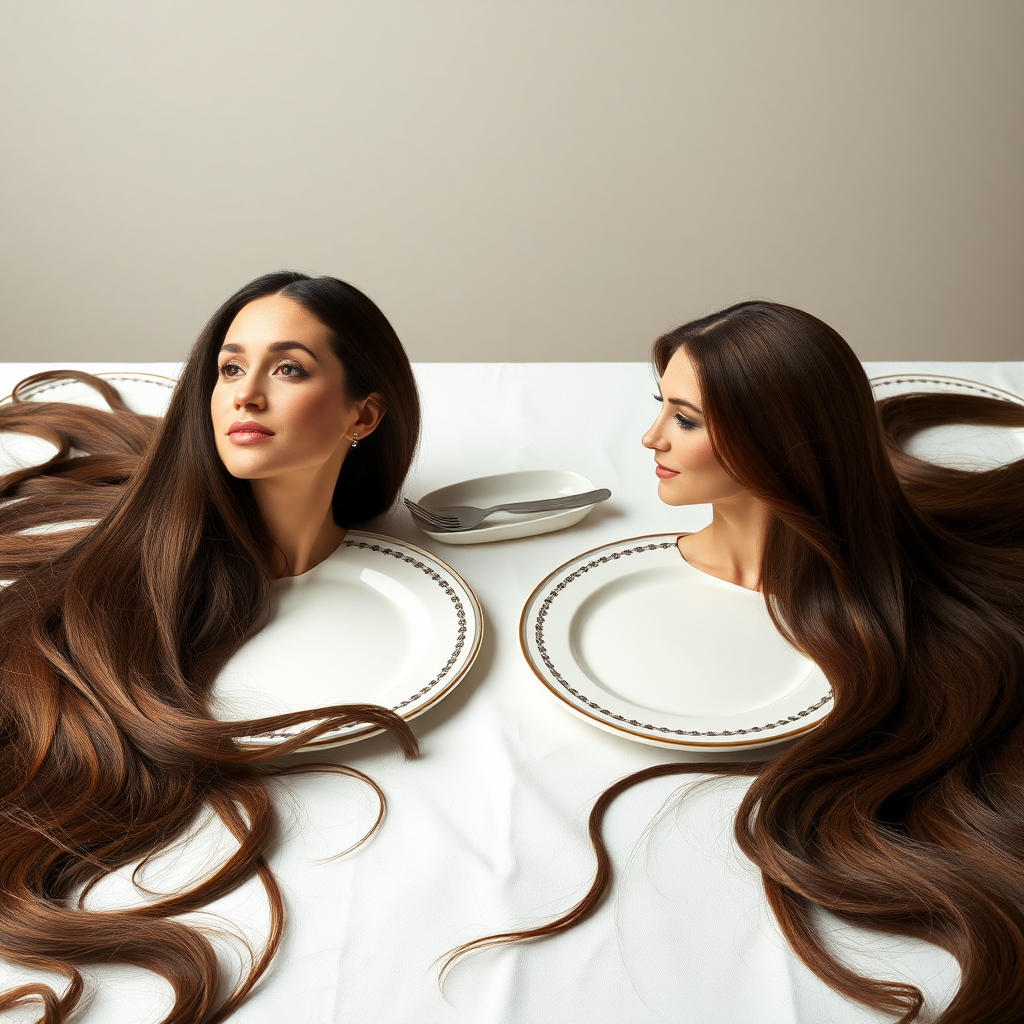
[447,301,1024,1024]
[0,271,421,1023]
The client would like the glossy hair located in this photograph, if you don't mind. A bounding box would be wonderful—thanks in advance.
[448,302,1024,1024]
[0,272,420,1022]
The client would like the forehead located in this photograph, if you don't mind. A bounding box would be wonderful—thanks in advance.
[223,294,332,347]
[660,345,701,399]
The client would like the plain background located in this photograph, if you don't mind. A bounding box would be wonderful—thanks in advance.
[1,0,1021,364]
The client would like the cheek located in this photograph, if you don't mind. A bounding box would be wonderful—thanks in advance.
[279,388,348,448]
[292,389,344,425]
[675,433,721,473]
[210,386,231,425]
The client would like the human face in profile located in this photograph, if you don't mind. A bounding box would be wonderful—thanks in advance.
[210,293,381,485]
[641,346,747,507]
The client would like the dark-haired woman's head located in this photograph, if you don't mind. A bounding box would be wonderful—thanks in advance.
[647,301,889,521]
[174,271,419,531]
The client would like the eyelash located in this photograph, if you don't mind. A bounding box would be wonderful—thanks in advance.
[653,394,698,431]
[217,360,309,380]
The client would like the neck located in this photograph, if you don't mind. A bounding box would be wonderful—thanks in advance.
[249,458,347,578]
[677,493,768,591]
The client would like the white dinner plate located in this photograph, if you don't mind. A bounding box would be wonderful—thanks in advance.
[520,534,832,751]
[870,373,1024,469]
[213,531,483,748]
[1,372,483,749]
[413,469,603,545]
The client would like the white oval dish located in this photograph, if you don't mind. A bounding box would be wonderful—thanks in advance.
[1,371,178,414]
[412,469,603,545]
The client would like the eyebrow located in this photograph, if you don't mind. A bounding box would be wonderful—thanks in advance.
[656,388,703,415]
[219,341,319,360]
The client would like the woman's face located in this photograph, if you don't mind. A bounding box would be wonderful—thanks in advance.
[642,346,747,506]
[211,294,377,482]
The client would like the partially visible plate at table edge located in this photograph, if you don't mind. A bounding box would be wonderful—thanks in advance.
[0,372,484,750]
[869,373,1024,468]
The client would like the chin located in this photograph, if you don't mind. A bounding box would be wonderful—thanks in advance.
[218,457,268,480]
[656,481,687,506]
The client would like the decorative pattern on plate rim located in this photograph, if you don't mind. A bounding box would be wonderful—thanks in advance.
[869,376,1024,404]
[251,539,469,741]
[531,541,833,737]
[3,372,178,404]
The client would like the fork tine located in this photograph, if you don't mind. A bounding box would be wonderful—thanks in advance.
[403,498,459,528]
[412,510,461,531]
[403,498,443,524]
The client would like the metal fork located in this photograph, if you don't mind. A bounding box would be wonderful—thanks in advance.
[404,488,611,531]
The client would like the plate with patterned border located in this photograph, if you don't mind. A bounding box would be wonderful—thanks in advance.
[212,531,483,749]
[520,534,832,751]
[870,374,1024,469]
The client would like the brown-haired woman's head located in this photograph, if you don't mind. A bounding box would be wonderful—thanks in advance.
[647,302,895,540]
[171,270,419,532]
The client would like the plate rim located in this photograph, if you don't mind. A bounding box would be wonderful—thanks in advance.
[519,532,832,750]
[234,528,485,750]
[868,372,1024,407]
[0,370,179,406]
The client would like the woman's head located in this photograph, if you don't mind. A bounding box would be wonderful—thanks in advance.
[180,271,419,529]
[646,302,906,585]
[642,344,749,508]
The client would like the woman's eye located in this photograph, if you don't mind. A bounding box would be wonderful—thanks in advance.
[276,362,308,378]
[218,362,243,378]
[675,413,698,431]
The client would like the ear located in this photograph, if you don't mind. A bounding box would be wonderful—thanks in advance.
[351,392,386,438]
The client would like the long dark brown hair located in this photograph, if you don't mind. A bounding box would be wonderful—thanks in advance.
[447,302,1024,1024]
[0,272,421,1023]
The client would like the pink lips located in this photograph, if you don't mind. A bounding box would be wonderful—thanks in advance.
[655,462,679,479]
[228,420,275,445]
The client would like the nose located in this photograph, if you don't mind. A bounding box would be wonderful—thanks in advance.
[642,416,670,451]
[232,377,266,412]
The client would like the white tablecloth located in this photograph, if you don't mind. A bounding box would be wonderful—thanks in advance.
[2,359,1022,1024]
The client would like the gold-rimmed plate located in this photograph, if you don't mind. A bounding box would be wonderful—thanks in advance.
[0,372,177,470]
[520,534,832,751]
[213,531,484,749]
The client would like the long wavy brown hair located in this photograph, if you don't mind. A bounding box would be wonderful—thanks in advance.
[447,302,1024,1024]
[0,272,421,1023]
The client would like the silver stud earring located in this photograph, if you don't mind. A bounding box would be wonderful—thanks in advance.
[350,432,359,448]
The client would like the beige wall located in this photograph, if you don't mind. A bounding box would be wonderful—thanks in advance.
[1,0,1021,363]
